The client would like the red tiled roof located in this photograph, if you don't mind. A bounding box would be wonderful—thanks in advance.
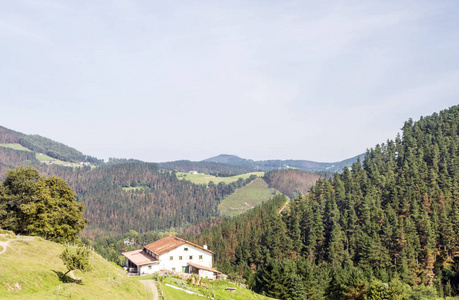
[188,262,221,274]
[144,235,214,255]
[122,249,159,266]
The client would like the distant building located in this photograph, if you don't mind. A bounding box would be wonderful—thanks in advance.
[123,239,135,246]
[122,235,221,279]
[188,171,198,174]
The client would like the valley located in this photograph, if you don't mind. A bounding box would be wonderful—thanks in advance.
[0,126,338,237]
[1,106,459,299]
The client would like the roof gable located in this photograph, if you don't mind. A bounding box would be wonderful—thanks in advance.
[122,249,158,266]
[188,262,221,274]
[144,235,214,255]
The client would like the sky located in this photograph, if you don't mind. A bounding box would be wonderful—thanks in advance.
[1,1,458,163]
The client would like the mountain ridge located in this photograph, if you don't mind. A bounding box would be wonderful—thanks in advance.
[1,125,363,175]
[203,153,365,173]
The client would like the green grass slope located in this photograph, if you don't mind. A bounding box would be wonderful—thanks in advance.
[218,178,280,217]
[0,143,89,167]
[177,171,264,185]
[0,143,32,152]
[159,276,274,300]
[0,232,145,299]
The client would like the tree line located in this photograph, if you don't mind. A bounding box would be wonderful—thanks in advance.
[187,106,459,299]
[18,134,103,164]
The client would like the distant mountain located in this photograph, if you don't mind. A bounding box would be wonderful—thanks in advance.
[158,160,255,176]
[204,154,255,166]
[203,153,365,173]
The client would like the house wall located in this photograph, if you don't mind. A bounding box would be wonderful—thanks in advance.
[139,263,161,275]
[199,269,217,280]
[157,244,212,273]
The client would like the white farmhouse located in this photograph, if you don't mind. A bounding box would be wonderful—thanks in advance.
[122,235,221,279]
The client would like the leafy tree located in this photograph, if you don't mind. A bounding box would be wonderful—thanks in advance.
[59,247,92,279]
[0,166,87,242]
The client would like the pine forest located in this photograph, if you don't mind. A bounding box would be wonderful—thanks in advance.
[188,106,459,299]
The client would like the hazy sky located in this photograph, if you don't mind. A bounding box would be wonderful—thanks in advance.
[1,1,458,163]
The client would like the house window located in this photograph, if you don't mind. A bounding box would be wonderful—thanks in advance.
[179,256,182,260]
[148,266,152,269]
[199,255,203,260]
[172,268,176,272]
[189,255,193,260]
[184,247,188,251]
[170,256,173,260]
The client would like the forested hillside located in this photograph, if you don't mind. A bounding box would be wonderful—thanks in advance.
[0,126,102,164]
[0,127,261,237]
[263,169,320,198]
[0,126,24,143]
[0,147,38,172]
[18,134,102,164]
[16,162,256,237]
[189,106,459,299]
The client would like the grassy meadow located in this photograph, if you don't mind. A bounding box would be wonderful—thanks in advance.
[0,143,32,152]
[177,171,264,185]
[159,276,274,300]
[0,233,145,299]
[218,178,280,217]
[0,143,89,167]
[122,186,148,192]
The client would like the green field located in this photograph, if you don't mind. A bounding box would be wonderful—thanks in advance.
[0,143,89,168]
[218,178,280,217]
[159,276,274,300]
[0,232,145,299]
[122,186,148,192]
[176,172,264,185]
[0,143,32,152]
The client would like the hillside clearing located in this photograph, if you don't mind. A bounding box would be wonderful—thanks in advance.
[0,143,89,167]
[177,171,264,185]
[122,186,148,192]
[36,153,91,167]
[0,143,32,152]
[218,178,280,217]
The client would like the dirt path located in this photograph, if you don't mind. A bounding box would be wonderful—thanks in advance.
[278,202,288,213]
[0,240,10,255]
[140,280,159,300]
[0,236,35,256]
